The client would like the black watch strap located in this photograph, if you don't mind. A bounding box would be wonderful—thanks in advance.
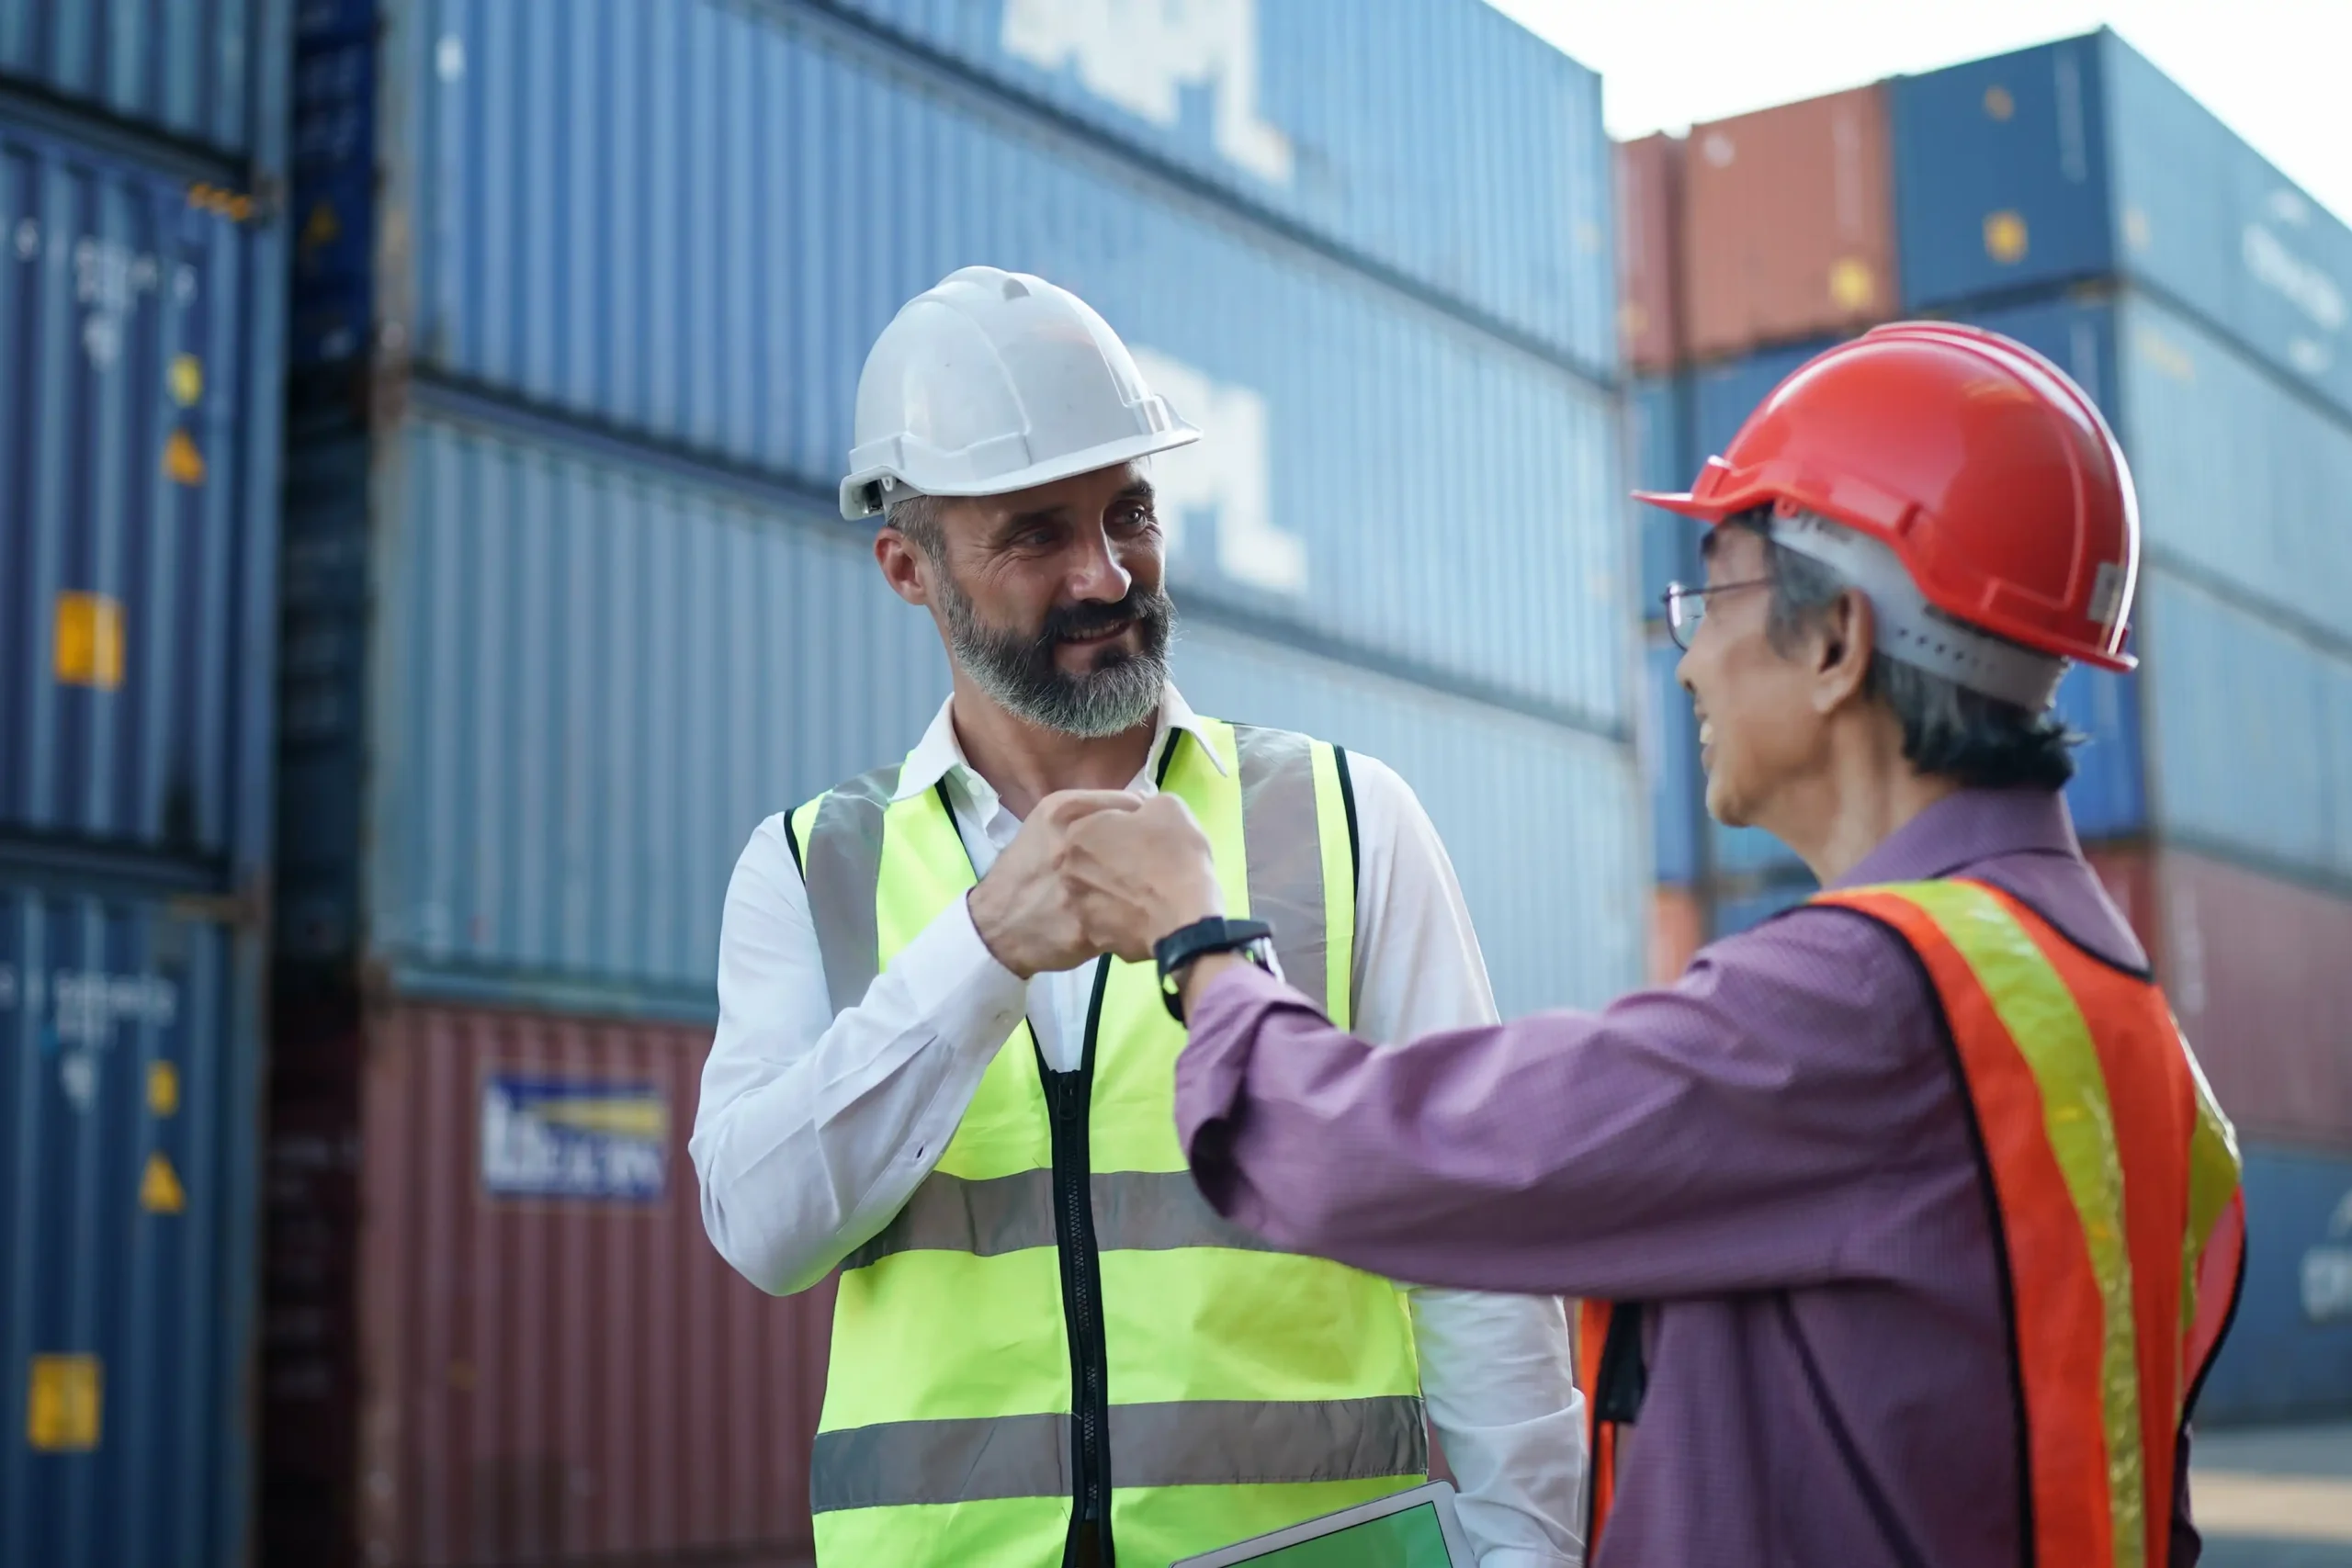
[1153,917,1272,1021]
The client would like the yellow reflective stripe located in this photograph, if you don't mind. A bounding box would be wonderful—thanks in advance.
[1877,879,2144,1568]
[2177,1019,2244,1349]
[1178,717,1253,921]
[1312,742,1356,1032]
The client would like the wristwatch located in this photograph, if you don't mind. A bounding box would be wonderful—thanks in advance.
[1153,917,1273,1022]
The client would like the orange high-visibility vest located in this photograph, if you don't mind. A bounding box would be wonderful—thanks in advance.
[1576,879,2246,1566]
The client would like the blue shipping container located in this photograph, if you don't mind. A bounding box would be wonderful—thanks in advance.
[0,0,289,168]
[2197,1142,2352,1424]
[0,876,259,1568]
[348,0,1628,727]
[819,0,1615,372]
[1176,623,1645,1016]
[1643,637,1700,886]
[1630,375,1695,616]
[1892,29,2352,424]
[280,406,1645,1019]
[2142,570,2352,882]
[1,118,285,885]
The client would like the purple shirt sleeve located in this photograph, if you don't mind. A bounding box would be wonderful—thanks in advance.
[1174,906,1962,1300]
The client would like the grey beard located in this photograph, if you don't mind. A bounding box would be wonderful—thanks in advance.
[939,578,1174,739]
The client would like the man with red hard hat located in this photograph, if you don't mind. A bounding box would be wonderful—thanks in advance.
[1052,322,2251,1565]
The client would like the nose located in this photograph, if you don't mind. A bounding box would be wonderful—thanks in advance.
[1676,643,1698,698]
[1065,523,1133,604]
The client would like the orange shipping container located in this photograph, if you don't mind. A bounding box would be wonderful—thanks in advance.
[1649,886,1705,986]
[1684,85,1897,360]
[262,997,833,1568]
[1615,134,1685,372]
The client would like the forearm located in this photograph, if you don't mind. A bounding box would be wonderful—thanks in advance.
[1410,1286,1586,1566]
[1174,948,1926,1300]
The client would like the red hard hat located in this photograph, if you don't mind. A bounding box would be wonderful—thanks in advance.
[1636,321,2140,671]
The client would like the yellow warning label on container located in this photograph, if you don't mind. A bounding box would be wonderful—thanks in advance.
[53,592,125,690]
[1982,85,2016,122]
[1984,210,2030,265]
[1827,257,1877,312]
[168,354,203,406]
[28,1356,102,1451]
[141,1152,186,1214]
[301,200,341,255]
[148,1061,180,1118]
[163,429,207,486]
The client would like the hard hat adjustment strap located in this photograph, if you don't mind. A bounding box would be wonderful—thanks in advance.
[1771,513,2067,713]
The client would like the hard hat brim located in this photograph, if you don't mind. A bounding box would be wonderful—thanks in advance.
[841,423,1202,521]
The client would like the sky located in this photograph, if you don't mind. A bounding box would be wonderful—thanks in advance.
[1484,0,2352,225]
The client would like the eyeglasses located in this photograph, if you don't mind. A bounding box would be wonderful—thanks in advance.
[1661,579,1771,650]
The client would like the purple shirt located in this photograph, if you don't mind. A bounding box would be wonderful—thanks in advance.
[1175,788,2204,1567]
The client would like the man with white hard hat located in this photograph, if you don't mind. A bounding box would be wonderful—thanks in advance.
[689,266,1586,1568]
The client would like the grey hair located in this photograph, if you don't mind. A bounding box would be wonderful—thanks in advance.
[884,493,945,559]
[1734,507,2079,791]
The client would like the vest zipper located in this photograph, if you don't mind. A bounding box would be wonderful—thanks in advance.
[1042,955,1117,1567]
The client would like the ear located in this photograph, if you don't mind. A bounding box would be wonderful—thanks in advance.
[1811,589,1876,712]
[875,528,930,608]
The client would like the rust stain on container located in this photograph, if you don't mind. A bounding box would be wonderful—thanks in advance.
[1684,85,1897,361]
[1615,133,1685,373]
[264,995,833,1567]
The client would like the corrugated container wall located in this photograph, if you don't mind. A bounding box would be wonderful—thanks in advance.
[1629,376,1695,615]
[2138,847,2352,1147]
[277,414,951,1019]
[0,877,261,1568]
[1892,29,2352,425]
[0,0,289,165]
[262,999,834,1568]
[356,0,1626,726]
[1170,624,1646,1016]
[1,121,282,882]
[281,411,1647,1022]
[2195,1144,2352,1424]
[1683,86,1896,362]
[1615,134,1681,372]
[820,0,1615,371]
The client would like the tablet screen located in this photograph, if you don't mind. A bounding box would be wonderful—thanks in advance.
[1221,1500,1455,1566]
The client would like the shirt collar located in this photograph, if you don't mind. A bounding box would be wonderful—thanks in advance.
[889,683,1228,804]
[1832,787,2081,890]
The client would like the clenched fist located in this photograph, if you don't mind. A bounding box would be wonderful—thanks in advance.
[967,790,1142,978]
[1062,793,1225,963]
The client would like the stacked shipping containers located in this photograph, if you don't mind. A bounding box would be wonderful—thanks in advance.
[268,3,1637,1562]
[0,2,289,1563]
[1621,28,2352,1420]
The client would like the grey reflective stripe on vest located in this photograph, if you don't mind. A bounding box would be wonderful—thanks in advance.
[1230,725,1329,1017]
[799,765,899,1016]
[844,1168,1280,1270]
[809,1395,1427,1512]
[800,730,1331,1020]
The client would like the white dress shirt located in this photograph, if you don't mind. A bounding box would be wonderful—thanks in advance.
[692,686,1586,1566]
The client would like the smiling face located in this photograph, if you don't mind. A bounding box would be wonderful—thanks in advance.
[876,460,1176,739]
[1675,523,1838,829]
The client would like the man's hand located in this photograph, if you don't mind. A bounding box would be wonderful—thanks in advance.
[967,791,1142,978]
[1063,794,1225,963]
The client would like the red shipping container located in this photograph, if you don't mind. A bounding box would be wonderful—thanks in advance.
[1615,134,1685,373]
[262,996,831,1568]
[1684,85,1897,361]
[2078,845,2352,1146]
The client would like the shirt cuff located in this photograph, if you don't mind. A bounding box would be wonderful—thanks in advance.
[890,893,1028,1058]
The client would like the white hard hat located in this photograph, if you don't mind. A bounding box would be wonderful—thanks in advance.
[840,265,1201,521]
